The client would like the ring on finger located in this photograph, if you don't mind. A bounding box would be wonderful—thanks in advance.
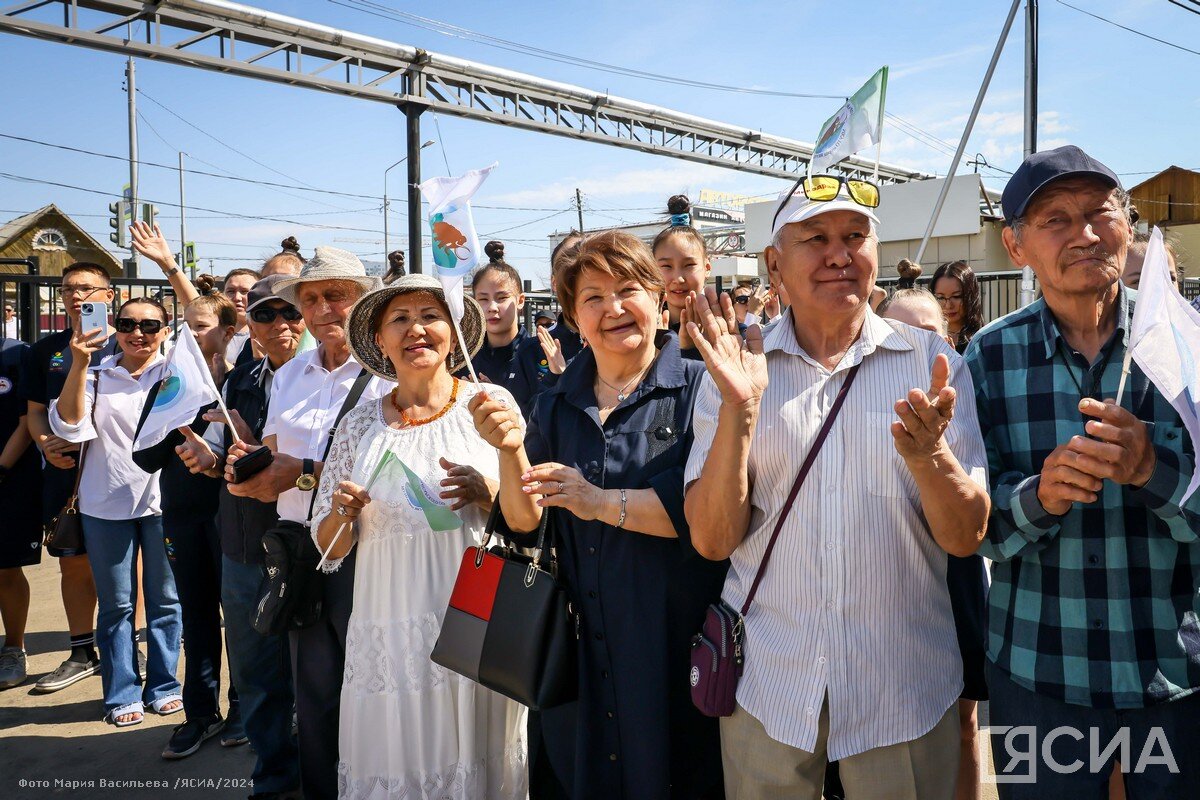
[557,481,565,494]
[336,505,349,517]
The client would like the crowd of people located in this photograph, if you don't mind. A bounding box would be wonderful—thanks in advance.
[0,143,1198,800]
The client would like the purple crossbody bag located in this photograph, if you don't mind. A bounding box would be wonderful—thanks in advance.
[689,363,861,717]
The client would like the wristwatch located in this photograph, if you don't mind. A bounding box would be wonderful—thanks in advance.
[295,458,317,491]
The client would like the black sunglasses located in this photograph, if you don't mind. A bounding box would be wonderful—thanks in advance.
[250,305,303,324]
[734,295,751,305]
[115,318,165,334]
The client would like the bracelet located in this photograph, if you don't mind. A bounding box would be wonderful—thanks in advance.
[164,266,180,278]
[616,489,627,528]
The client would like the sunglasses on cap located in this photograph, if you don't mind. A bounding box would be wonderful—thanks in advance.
[771,174,881,232]
[250,305,303,324]
[115,318,165,334]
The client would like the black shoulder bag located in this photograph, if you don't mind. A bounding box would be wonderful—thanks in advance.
[252,368,372,636]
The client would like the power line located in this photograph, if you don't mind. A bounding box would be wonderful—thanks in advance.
[1056,0,1200,57]
[135,88,334,190]
[481,208,572,237]
[0,132,387,203]
[330,0,845,100]
[0,132,569,212]
[0,171,390,233]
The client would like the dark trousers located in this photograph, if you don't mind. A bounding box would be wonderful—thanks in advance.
[164,509,234,720]
[222,555,298,795]
[289,549,356,800]
[987,660,1200,799]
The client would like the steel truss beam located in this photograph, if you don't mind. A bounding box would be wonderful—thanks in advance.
[1,0,932,184]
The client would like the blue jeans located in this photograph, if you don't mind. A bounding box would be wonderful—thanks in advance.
[81,514,181,714]
[986,660,1200,798]
[222,555,299,795]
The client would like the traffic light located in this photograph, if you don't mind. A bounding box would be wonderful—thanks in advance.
[108,201,129,248]
[141,203,157,228]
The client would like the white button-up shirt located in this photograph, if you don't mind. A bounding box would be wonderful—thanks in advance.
[264,346,389,524]
[49,353,168,520]
[685,309,988,760]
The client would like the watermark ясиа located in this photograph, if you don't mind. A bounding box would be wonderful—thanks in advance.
[981,725,1179,784]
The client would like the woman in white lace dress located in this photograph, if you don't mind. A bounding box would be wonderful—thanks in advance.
[311,275,527,800]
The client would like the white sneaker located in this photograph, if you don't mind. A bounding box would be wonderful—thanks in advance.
[0,647,28,690]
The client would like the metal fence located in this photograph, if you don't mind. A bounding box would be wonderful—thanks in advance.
[1,267,181,344]
[4,269,1195,346]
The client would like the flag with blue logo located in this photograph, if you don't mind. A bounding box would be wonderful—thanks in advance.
[1129,226,1200,502]
[418,163,497,323]
[133,323,221,450]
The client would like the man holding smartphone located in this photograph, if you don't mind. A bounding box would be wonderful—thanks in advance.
[19,262,116,693]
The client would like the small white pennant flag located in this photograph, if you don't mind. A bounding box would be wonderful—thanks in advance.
[133,323,221,450]
[1128,226,1200,502]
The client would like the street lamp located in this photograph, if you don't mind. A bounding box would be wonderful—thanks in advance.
[383,139,436,261]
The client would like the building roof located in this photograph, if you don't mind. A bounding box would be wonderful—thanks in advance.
[1128,166,1200,194]
[0,204,121,273]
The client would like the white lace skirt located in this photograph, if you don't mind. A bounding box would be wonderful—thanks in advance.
[336,498,528,800]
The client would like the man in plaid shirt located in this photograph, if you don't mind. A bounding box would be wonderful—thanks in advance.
[965,145,1200,798]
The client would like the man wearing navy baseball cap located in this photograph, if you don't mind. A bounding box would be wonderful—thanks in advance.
[966,145,1200,797]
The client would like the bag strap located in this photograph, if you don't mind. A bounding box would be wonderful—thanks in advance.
[304,367,372,523]
[740,361,861,616]
[68,373,101,501]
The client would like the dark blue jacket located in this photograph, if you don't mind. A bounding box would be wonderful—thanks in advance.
[507,314,584,418]
[456,327,528,393]
[499,331,726,799]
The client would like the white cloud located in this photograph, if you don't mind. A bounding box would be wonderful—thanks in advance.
[889,44,992,81]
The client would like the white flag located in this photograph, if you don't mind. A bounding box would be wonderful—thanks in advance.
[809,67,888,177]
[1128,227,1200,502]
[133,323,221,450]
[419,163,497,322]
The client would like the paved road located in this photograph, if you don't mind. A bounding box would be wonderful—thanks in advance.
[0,557,250,799]
[2,555,1001,799]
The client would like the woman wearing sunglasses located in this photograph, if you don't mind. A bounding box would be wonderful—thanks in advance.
[49,297,181,728]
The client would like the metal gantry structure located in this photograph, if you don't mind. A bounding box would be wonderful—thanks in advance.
[0,0,933,271]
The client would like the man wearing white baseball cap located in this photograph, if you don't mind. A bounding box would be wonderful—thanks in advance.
[684,175,991,799]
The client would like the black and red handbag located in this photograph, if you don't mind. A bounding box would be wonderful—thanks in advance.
[431,501,578,710]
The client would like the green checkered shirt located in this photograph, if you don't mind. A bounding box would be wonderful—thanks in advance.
[965,285,1200,709]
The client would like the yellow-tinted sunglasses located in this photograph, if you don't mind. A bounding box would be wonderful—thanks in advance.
[771,174,881,231]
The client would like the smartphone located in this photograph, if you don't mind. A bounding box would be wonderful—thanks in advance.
[78,301,109,339]
[229,445,274,484]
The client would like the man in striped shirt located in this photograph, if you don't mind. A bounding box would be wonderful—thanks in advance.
[966,145,1200,798]
[684,180,990,800]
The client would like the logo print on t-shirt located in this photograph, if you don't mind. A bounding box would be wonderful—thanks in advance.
[0,377,11,395]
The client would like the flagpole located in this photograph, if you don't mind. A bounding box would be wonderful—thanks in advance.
[1115,349,1133,408]
[316,452,391,571]
[451,314,480,383]
[873,66,888,183]
[213,391,244,446]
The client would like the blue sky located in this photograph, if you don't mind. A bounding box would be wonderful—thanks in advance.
[2,0,1197,284]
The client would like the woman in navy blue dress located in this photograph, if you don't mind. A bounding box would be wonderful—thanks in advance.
[471,230,727,799]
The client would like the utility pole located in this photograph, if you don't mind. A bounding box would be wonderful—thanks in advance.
[126,57,140,278]
[179,152,191,280]
[406,105,424,274]
[1024,0,1039,158]
[575,188,584,232]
